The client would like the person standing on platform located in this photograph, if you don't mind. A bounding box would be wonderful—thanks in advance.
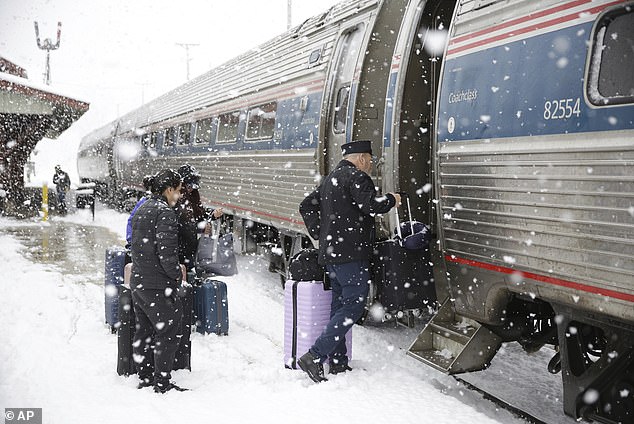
[129,168,186,393]
[175,164,223,271]
[125,174,156,250]
[298,140,401,383]
[52,165,70,215]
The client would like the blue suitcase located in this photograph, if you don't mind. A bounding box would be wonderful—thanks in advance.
[105,246,126,331]
[193,279,229,335]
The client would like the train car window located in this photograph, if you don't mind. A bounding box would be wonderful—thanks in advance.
[164,127,176,148]
[308,47,323,68]
[194,118,213,144]
[217,111,240,143]
[334,85,350,134]
[246,102,277,141]
[176,123,192,146]
[587,4,634,106]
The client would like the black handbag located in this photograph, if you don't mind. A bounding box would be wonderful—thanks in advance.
[288,249,327,285]
[195,222,238,277]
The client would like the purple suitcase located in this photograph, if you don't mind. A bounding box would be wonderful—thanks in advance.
[283,280,352,369]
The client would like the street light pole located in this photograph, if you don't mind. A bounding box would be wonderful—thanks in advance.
[34,21,62,85]
[287,0,293,30]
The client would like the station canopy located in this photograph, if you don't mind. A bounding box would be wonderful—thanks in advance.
[0,56,89,216]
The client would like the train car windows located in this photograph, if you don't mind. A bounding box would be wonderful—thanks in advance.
[334,85,350,134]
[177,123,192,146]
[194,118,213,144]
[217,111,240,143]
[246,102,277,141]
[587,4,634,106]
[164,127,176,148]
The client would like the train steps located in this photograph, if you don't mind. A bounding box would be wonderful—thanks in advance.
[407,298,503,374]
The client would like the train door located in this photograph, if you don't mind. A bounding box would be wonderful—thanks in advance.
[398,0,456,225]
[323,23,366,174]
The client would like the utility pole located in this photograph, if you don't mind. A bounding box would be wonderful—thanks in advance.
[135,82,149,105]
[287,0,293,30]
[34,21,62,85]
[176,43,199,81]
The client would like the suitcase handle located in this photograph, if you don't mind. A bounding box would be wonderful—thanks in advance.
[395,192,415,238]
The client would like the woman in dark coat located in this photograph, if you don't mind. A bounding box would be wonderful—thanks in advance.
[175,164,223,271]
[129,168,186,393]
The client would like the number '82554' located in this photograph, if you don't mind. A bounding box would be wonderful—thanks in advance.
[543,98,581,120]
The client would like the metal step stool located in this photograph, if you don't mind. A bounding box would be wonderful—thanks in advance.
[407,298,502,374]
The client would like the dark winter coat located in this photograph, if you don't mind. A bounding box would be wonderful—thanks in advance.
[175,189,217,270]
[53,170,70,193]
[299,159,396,265]
[129,194,182,291]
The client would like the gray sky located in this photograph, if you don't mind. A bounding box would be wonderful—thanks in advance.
[0,0,340,182]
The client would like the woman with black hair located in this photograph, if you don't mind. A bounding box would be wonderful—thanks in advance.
[175,164,223,271]
[129,168,187,393]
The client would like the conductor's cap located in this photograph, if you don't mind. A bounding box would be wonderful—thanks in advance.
[341,140,372,156]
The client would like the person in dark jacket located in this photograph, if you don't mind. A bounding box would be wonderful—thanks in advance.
[129,168,187,393]
[298,140,401,383]
[175,164,223,271]
[52,165,70,215]
[125,174,156,249]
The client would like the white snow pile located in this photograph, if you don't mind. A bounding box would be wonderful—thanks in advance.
[0,207,523,424]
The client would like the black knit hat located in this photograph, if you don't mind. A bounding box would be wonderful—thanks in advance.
[178,164,201,189]
[142,175,155,192]
[153,169,181,194]
[341,140,372,156]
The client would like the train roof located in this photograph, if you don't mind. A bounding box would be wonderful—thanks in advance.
[81,0,378,144]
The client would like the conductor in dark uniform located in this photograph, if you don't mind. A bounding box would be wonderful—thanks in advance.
[298,140,401,383]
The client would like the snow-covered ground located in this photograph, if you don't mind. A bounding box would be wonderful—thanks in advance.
[1,205,546,424]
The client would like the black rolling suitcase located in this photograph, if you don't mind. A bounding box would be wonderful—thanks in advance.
[117,285,137,376]
[373,242,435,312]
[372,195,436,312]
[173,284,193,371]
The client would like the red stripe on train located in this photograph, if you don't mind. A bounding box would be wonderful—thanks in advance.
[449,0,591,46]
[200,196,305,226]
[447,1,623,56]
[445,254,634,303]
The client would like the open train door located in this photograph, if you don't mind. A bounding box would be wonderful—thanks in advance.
[321,22,367,175]
[395,0,456,226]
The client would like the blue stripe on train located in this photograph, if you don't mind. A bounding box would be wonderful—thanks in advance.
[438,22,634,142]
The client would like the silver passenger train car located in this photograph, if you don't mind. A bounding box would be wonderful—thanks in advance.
[78,0,633,421]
